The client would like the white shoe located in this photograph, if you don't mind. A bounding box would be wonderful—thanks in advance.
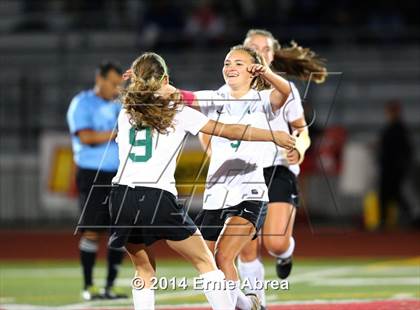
[246,293,261,310]
[81,285,102,301]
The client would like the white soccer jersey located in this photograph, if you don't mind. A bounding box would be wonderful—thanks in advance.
[195,87,277,210]
[112,106,209,196]
[262,82,304,176]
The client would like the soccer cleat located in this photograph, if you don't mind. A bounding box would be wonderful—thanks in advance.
[246,293,262,310]
[276,256,293,279]
[81,285,102,301]
[101,286,128,299]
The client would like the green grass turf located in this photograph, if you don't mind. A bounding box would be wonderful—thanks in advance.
[0,257,419,307]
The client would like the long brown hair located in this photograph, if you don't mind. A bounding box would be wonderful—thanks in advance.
[244,29,327,84]
[121,52,181,134]
[229,45,271,91]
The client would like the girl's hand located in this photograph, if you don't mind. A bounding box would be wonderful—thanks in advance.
[122,69,133,80]
[247,64,270,77]
[286,149,300,165]
[273,131,295,150]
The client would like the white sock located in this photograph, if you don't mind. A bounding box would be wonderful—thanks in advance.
[277,237,295,259]
[200,269,234,310]
[235,280,253,310]
[237,258,266,306]
[227,280,239,308]
[132,288,154,310]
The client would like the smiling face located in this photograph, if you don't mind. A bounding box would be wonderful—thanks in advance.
[222,49,255,89]
[244,34,274,65]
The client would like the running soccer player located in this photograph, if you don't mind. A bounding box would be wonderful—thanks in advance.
[193,45,296,310]
[109,52,295,310]
[66,62,127,300]
[236,29,327,307]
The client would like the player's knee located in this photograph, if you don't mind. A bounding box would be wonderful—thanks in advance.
[239,245,258,262]
[265,238,289,256]
[214,249,233,270]
[82,230,100,241]
[134,264,155,280]
[132,257,155,278]
[203,252,216,266]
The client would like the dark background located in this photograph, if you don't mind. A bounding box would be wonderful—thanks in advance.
[0,0,419,231]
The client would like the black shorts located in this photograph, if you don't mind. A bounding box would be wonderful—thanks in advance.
[263,165,299,207]
[195,200,267,242]
[108,185,198,247]
[76,167,116,232]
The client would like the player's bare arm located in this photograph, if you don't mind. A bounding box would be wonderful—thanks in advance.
[287,117,310,165]
[77,129,117,145]
[200,120,296,149]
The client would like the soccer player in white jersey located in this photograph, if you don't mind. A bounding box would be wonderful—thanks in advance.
[236,29,327,308]
[108,52,295,310]
[198,32,327,309]
[193,45,299,310]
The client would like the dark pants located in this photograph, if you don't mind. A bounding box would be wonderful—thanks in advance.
[379,174,410,227]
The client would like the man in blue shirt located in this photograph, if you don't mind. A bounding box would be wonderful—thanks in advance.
[67,62,126,300]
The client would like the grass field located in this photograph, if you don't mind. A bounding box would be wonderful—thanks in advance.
[1,257,419,309]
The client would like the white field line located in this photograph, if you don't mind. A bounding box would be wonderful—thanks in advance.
[0,286,204,310]
[287,265,419,287]
[392,293,416,299]
[309,277,420,286]
[0,305,209,310]
[0,297,16,303]
[288,266,357,283]
[0,305,58,310]
[266,297,420,305]
[3,297,419,310]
